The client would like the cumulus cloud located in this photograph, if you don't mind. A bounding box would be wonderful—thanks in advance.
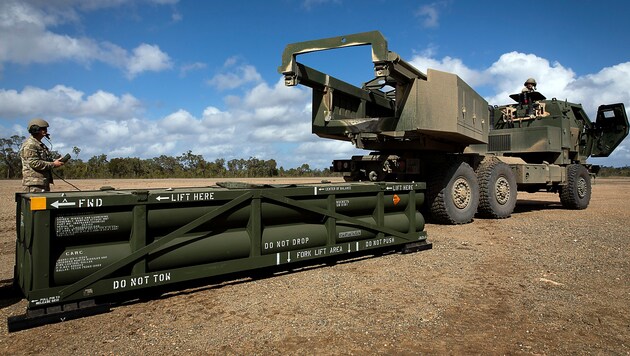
[0,1,99,65]
[484,52,576,103]
[125,44,173,79]
[207,57,263,90]
[0,0,174,78]
[409,54,487,88]
[248,122,313,143]
[160,109,199,135]
[408,50,630,116]
[0,73,323,168]
[563,63,630,112]
[200,106,233,127]
[244,78,308,109]
[150,76,358,166]
[0,85,143,119]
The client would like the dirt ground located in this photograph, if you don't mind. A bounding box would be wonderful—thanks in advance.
[0,177,629,355]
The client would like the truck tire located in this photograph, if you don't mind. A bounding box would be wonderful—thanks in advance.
[560,164,591,209]
[476,158,517,219]
[427,161,479,224]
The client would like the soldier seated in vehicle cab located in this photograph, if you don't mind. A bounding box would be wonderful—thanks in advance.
[508,78,547,119]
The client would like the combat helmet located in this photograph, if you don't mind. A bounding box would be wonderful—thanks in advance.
[27,118,49,134]
[524,78,537,86]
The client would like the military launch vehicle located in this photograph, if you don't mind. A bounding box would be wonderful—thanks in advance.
[279,31,629,224]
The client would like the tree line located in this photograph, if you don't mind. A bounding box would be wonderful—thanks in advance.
[3,134,630,179]
[597,166,630,177]
[0,135,333,180]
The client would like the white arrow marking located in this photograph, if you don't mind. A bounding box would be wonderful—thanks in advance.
[287,252,291,263]
[51,200,76,209]
[156,196,170,201]
[276,253,280,265]
[348,243,351,253]
[356,241,359,251]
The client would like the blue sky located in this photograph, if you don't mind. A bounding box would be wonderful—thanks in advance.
[1,0,629,169]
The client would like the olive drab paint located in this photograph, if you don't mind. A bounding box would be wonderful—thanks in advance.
[10,181,430,330]
[280,31,629,224]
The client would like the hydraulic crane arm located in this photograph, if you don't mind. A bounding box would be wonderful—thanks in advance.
[278,30,426,88]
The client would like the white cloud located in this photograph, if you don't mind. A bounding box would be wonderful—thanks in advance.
[125,44,173,79]
[160,109,198,134]
[0,9,100,65]
[483,52,576,104]
[409,49,630,118]
[409,55,486,87]
[0,85,143,119]
[563,62,630,113]
[207,57,263,90]
[0,72,321,168]
[0,0,174,78]
[243,78,308,109]
[248,122,312,143]
[201,106,233,127]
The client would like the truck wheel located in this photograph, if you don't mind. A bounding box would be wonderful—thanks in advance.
[560,164,591,209]
[427,161,479,224]
[476,158,517,218]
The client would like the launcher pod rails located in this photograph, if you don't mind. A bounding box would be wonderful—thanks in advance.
[10,181,430,331]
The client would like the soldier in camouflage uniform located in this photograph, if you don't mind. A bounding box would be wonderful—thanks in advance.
[19,118,65,192]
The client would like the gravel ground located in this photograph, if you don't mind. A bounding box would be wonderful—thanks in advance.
[0,177,629,355]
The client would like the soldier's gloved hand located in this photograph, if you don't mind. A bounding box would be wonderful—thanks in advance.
[53,159,65,168]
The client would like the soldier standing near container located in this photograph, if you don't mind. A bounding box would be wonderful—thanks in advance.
[19,118,65,192]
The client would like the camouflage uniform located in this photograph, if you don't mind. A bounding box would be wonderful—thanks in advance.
[20,136,55,192]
